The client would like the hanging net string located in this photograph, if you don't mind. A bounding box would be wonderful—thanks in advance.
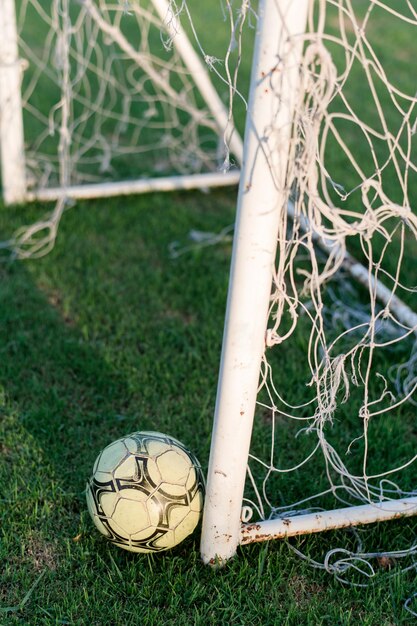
[4,0,243,258]
[260,0,417,494]
[242,0,417,588]
[165,0,417,586]
[2,0,74,259]
[17,0,230,188]
[169,0,417,484]
[244,0,417,584]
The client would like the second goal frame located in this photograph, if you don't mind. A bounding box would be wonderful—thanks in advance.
[0,0,243,205]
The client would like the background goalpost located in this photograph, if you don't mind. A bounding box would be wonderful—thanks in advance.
[200,0,417,567]
[0,0,243,207]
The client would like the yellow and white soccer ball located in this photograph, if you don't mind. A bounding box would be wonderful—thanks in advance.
[86,431,205,553]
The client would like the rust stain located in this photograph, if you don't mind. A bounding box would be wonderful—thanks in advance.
[241,523,262,533]
[240,528,308,545]
[242,533,271,544]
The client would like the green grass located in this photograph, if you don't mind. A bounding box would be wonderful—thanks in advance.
[1,194,416,625]
[1,1,417,625]
[0,191,416,624]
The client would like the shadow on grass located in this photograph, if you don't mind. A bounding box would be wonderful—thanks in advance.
[0,198,416,625]
[0,260,131,500]
[0,192,232,548]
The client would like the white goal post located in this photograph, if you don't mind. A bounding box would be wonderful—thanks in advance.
[200,0,417,566]
[0,0,243,206]
[0,0,26,205]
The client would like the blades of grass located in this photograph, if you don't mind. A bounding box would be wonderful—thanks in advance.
[0,569,46,614]
[256,540,270,590]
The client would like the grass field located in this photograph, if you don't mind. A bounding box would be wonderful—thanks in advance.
[1,1,417,625]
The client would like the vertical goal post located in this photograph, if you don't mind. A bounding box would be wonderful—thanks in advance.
[0,0,26,205]
[200,0,311,565]
[200,0,417,566]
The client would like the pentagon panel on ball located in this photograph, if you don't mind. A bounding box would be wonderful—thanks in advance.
[86,432,205,553]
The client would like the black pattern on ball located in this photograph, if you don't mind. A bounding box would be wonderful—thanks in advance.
[86,431,205,553]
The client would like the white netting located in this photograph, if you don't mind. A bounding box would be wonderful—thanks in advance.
[17,0,229,188]
[240,0,417,583]
[169,0,417,584]
[2,0,240,257]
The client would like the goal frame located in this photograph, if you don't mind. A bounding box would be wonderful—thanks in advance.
[0,0,243,206]
[200,0,417,566]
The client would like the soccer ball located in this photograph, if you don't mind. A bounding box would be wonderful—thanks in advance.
[86,431,205,553]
